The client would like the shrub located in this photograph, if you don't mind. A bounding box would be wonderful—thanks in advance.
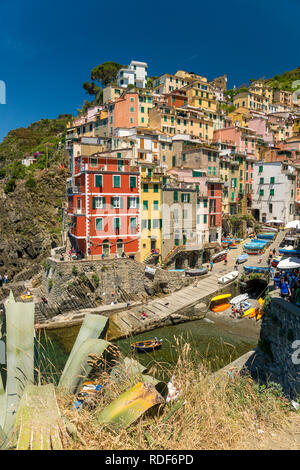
[72,266,78,276]
[92,274,99,288]
[4,178,16,194]
[25,176,37,190]
[48,279,53,291]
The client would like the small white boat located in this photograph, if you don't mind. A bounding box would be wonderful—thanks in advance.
[230,293,249,305]
[218,270,239,285]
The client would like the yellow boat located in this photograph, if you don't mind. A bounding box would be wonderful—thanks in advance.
[242,307,256,318]
[249,308,259,319]
[21,294,32,302]
[256,310,265,321]
[210,294,231,303]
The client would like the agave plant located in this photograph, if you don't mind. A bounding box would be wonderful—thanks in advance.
[0,292,167,449]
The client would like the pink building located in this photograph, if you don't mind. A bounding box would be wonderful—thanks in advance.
[214,127,259,157]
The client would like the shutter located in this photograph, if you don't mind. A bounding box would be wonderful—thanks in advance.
[120,197,123,209]
[136,197,140,209]
[92,197,96,210]
[102,196,106,209]
[181,193,184,203]
[127,197,130,209]
[187,194,190,203]
[148,220,151,230]
[174,190,178,202]
[111,197,114,208]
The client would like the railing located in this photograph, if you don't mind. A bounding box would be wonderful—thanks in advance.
[67,186,81,195]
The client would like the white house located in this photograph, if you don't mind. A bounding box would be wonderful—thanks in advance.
[252,161,296,224]
[117,60,148,89]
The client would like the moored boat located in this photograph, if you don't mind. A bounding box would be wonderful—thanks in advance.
[185,267,208,277]
[243,266,270,273]
[218,270,239,285]
[131,339,162,353]
[236,253,248,264]
[230,293,249,305]
[212,250,228,262]
[210,302,230,312]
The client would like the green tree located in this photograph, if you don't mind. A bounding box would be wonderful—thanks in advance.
[90,61,124,86]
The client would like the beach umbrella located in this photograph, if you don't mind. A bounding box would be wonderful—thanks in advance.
[285,220,300,229]
[266,219,284,224]
[277,257,300,270]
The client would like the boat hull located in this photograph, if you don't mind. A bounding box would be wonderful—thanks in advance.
[210,302,230,312]
[131,340,162,353]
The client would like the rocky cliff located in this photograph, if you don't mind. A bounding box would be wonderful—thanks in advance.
[0,166,69,281]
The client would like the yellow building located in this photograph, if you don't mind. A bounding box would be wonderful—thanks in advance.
[183,80,217,112]
[139,164,166,263]
[103,84,124,104]
[219,153,247,216]
[233,91,270,113]
[137,89,155,126]
[227,108,250,127]
[293,116,300,135]
[248,80,273,102]
[149,105,214,141]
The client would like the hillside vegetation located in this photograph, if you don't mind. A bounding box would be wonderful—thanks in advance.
[257,66,300,91]
[0,115,72,281]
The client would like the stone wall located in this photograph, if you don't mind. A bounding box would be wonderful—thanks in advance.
[40,257,191,318]
[258,297,300,398]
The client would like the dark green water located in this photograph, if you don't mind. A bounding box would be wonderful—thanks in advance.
[37,317,258,384]
[116,317,258,375]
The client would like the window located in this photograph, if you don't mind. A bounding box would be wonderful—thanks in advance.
[130,218,137,233]
[113,175,121,188]
[128,197,138,209]
[153,200,159,210]
[143,183,148,192]
[130,176,137,188]
[259,165,263,173]
[114,218,120,231]
[130,107,134,112]
[260,177,264,184]
[203,214,207,223]
[153,219,159,229]
[260,189,264,196]
[111,196,122,209]
[95,175,103,188]
[141,220,147,230]
[95,218,103,231]
[117,160,124,171]
[154,184,159,193]
[93,197,105,209]
[181,193,190,203]
[90,158,97,167]
[203,199,208,208]
[173,190,178,202]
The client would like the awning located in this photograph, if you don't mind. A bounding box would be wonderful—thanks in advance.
[285,220,300,229]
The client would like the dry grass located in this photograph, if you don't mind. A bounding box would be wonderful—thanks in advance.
[56,341,293,450]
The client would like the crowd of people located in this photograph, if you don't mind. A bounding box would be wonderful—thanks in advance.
[274,269,300,306]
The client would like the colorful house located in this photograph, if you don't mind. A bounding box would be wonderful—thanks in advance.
[68,148,141,259]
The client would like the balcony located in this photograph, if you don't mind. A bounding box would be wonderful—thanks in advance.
[67,186,81,195]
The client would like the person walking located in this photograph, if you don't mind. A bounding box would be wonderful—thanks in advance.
[0,275,2,288]
[4,274,8,284]
[210,261,213,271]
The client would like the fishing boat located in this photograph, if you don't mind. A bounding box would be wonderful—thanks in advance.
[228,245,238,250]
[261,226,278,232]
[271,258,280,267]
[279,249,300,256]
[236,253,248,264]
[185,267,208,277]
[257,233,275,240]
[218,270,239,285]
[230,293,249,305]
[243,266,270,273]
[243,243,266,254]
[212,250,228,263]
[131,339,162,353]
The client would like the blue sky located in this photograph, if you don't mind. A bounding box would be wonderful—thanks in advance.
[0,0,300,142]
